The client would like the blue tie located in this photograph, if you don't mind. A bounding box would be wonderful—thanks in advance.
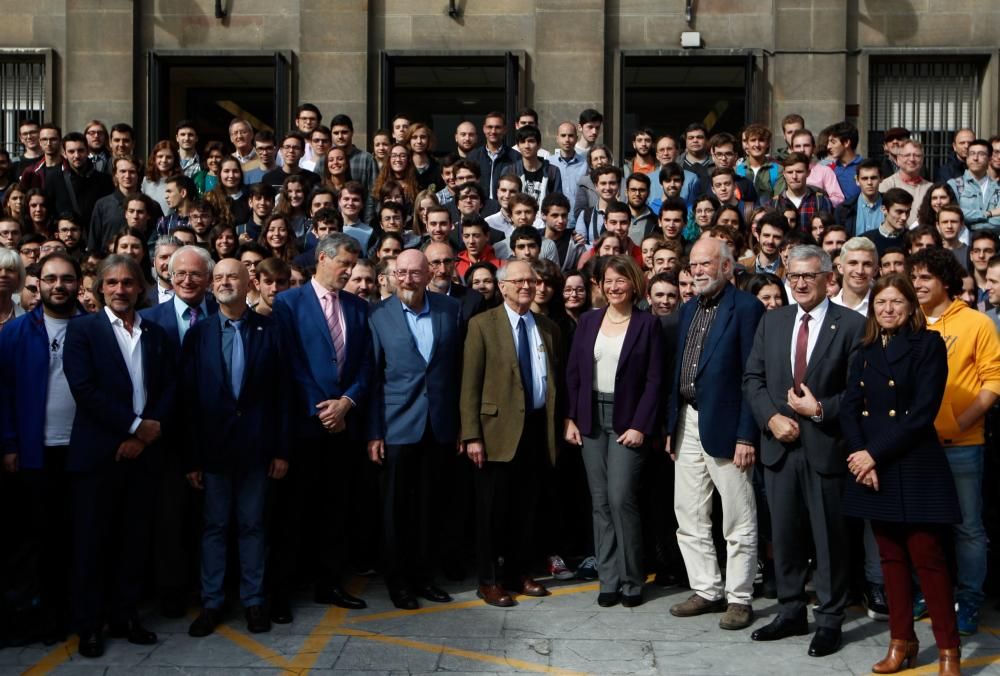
[517,317,534,410]
[229,319,245,399]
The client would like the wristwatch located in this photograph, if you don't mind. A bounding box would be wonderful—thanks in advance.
[810,401,824,423]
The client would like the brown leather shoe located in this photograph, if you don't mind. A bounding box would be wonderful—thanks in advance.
[872,639,918,673]
[519,577,549,597]
[718,603,754,630]
[477,584,515,607]
[669,593,726,617]
[938,647,961,676]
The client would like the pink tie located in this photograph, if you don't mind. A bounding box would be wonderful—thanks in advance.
[323,291,346,369]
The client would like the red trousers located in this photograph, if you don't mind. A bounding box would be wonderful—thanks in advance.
[872,521,959,649]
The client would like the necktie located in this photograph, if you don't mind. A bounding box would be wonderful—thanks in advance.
[517,317,534,410]
[323,292,346,370]
[793,313,810,396]
[188,305,199,328]
[229,319,244,399]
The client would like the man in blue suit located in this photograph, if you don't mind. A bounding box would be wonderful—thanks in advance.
[63,255,176,658]
[0,252,85,645]
[270,232,372,621]
[183,258,290,638]
[665,237,765,631]
[139,244,218,618]
[367,249,462,610]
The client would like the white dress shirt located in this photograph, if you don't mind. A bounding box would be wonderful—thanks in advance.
[790,298,830,375]
[502,302,548,410]
[831,289,869,317]
[104,306,146,433]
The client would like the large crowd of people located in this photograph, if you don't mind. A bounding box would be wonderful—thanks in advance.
[1,105,999,676]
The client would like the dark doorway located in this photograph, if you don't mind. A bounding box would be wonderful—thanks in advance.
[147,52,291,151]
[380,53,519,154]
[621,54,755,154]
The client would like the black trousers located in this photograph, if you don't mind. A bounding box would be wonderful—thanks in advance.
[269,421,350,598]
[16,446,72,617]
[154,446,202,598]
[381,425,447,591]
[475,411,546,585]
[72,453,158,633]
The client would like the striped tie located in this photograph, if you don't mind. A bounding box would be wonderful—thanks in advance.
[323,291,346,370]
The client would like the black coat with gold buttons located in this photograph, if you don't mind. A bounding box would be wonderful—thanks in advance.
[840,327,960,524]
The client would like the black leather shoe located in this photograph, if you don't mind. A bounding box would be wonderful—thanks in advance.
[621,592,644,608]
[270,598,293,624]
[315,586,367,610]
[808,627,842,657]
[415,584,452,603]
[598,592,621,607]
[108,620,157,645]
[751,615,809,642]
[245,605,271,634]
[78,631,104,658]
[188,608,221,637]
[389,589,419,610]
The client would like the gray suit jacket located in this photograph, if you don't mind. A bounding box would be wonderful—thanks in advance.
[742,301,865,475]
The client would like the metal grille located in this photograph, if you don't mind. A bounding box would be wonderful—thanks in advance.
[0,56,46,156]
[868,59,980,178]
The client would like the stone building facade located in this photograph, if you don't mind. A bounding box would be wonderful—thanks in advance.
[2,0,998,168]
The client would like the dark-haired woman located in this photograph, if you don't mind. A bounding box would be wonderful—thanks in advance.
[841,274,960,676]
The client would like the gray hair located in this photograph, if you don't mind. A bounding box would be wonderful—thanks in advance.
[315,233,361,262]
[787,244,833,272]
[168,244,215,277]
[496,259,534,283]
[152,235,183,259]
[93,254,149,308]
[839,236,877,258]
[0,246,25,289]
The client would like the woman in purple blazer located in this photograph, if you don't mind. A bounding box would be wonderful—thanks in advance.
[564,255,663,608]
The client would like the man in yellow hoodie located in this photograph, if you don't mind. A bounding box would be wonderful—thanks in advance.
[911,247,1000,636]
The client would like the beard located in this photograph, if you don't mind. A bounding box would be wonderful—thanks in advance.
[215,288,239,304]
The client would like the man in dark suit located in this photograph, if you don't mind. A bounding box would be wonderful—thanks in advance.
[183,258,290,637]
[270,233,372,621]
[461,259,563,607]
[367,249,462,609]
[466,112,518,200]
[666,238,765,631]
[63,255,176,658]
[743,244,865,657]
[139,244,218,618]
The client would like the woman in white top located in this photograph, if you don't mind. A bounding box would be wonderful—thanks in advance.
[564,255,663,608]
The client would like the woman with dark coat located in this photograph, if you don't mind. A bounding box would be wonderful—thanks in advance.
[564,255,662,608]
[841,273,961,676]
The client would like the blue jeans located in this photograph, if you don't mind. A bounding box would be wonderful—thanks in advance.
[945,445,987,611]
[201,467,269,609]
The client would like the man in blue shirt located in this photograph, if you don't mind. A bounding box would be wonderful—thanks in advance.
[835,159,883,236]
[825,121,864,203]
[550,122,587,208]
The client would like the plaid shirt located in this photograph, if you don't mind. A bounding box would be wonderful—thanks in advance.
[678,288,724,406]
[773,186,833,236]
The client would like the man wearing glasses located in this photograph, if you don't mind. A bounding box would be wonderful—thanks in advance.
[878,139,932,210]
[13,119,42,178]
[367,249,462,610]
[948,138,1000,230]
[460,259,563,607]
[261,132,319,196]
[744,245,865,658]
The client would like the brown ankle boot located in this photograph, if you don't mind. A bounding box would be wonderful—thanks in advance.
[938,647,960,676]
[872,639,919,673]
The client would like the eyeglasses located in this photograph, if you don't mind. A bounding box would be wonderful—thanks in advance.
[393,269,423,279]
[564,287,586,295]
[713,151,736,158]
[627,187,648,193]
[389,153,409,160]
[786,272,826,285]
[19,247,40,256]
[171,271,205,281]
[40,274,77,285]
[428,258,455,267]
[280,145,303,152]
[503,278,537,287]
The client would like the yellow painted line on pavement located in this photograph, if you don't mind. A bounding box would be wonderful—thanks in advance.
[280,577,367,674]
[214,622,293,670]
[22,636,78,675]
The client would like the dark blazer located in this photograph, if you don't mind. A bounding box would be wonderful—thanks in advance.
[139,295,219,355]
[666,284,765,458]
[272,283,372,438]
[180,311,290,473]
[743,301,865,474]
[466,145,518,198]
[840,328,960,524]
[0,305,86,470]
[460,305,563,464]
[367,293,463,445]
[63,311,176,472]
[565,307,663,437]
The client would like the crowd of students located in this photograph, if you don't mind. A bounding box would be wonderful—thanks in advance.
[0,105,999,676]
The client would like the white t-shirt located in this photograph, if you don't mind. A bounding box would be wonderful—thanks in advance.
[43,315,76,446]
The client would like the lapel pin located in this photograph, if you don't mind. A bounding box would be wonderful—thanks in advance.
[256,326,263,331]
[830,324,836,331]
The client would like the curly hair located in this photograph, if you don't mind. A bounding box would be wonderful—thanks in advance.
[909,246,965,298]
